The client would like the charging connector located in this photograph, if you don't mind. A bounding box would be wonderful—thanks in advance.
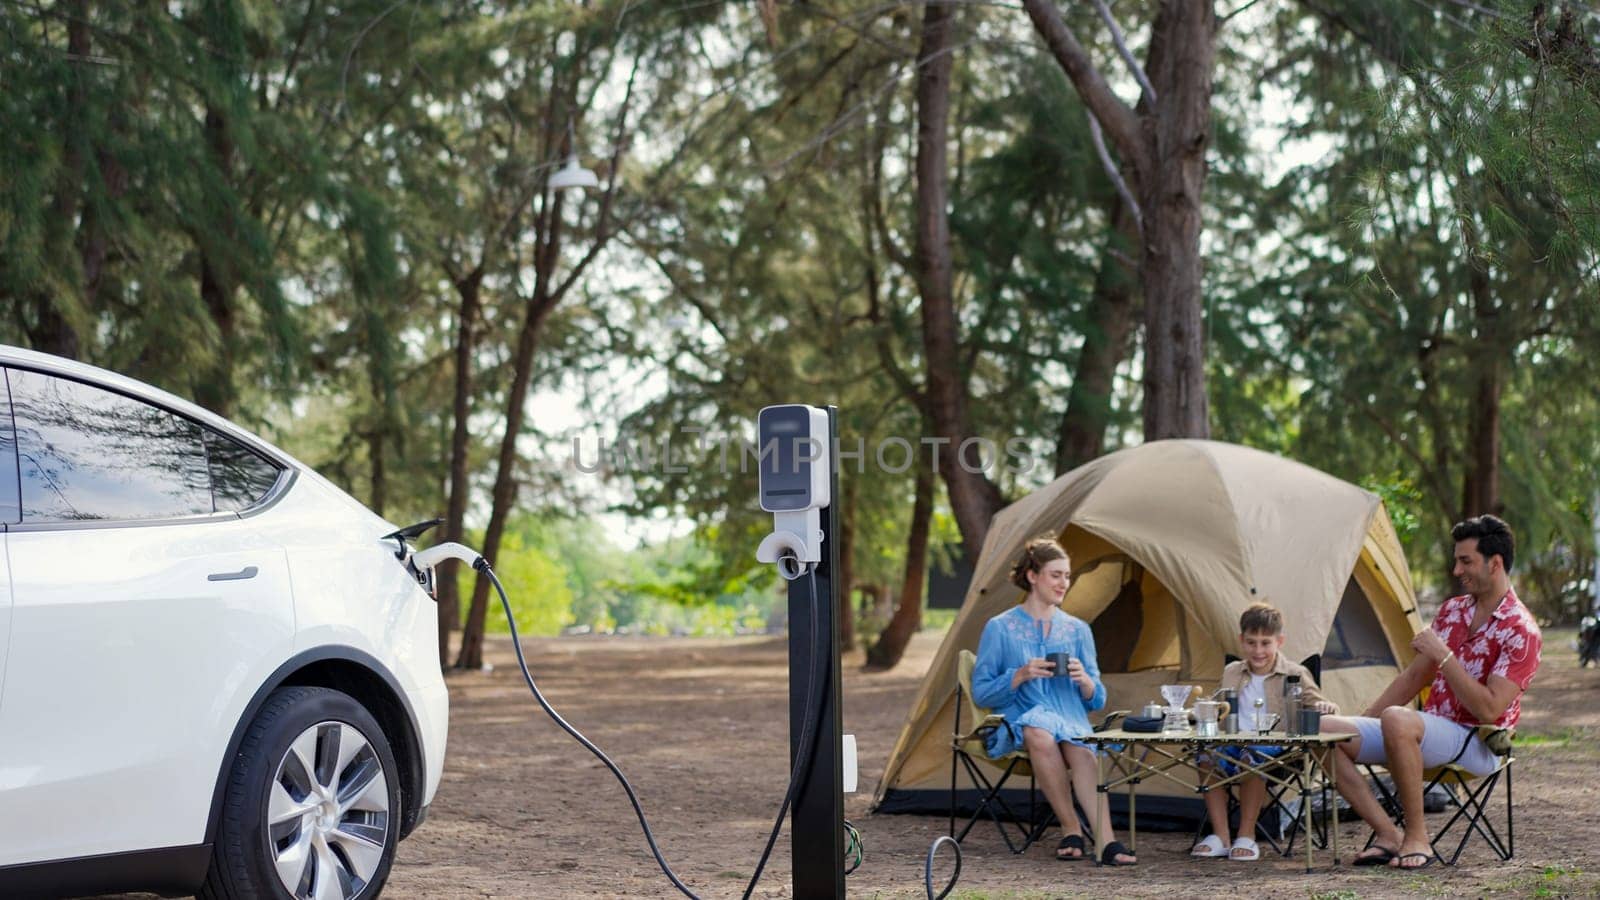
[409,541,483,571]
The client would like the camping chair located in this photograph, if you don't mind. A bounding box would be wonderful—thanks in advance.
[949,649,1098,854]
[1363,723,1515,865]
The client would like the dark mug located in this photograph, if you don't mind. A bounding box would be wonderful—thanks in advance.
[1045,651,1074,677]
[1299,707,1323,736]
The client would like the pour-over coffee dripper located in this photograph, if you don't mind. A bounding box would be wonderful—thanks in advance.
[1159,684,1194,734]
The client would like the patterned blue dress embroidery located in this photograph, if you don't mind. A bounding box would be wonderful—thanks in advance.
[972,605,1107,758]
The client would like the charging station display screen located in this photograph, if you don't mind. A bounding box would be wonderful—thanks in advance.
[758,406,814,512]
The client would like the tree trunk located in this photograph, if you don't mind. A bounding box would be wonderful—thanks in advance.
[1461,300,1504,520]
[366,429,386,517]
[437,271,482,667]
[912,0,1004,563]
[1139,0,1214,441]
[1457,194,1503,522]
[25,300,81,360]
[1461,366,1503,519]
[24,0,91,360]
[1056,199,1139,474]
[866,458,934,670]
[195,105,237,417]
[454,298,554,670]
[80,142,127,308]
[1023,0,1214,444]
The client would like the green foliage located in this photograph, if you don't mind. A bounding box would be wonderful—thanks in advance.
[466,531,575,637]
[1362,474,1427,545]
[454,515,780,637]
[1224,0,1600,608]
[4,0,1597,632]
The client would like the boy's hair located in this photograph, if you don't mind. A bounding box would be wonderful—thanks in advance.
[1010,536,1069,591]
[1451,514,1515,573]
[1239,603,1284,636]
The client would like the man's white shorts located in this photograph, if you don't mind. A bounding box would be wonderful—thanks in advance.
[1348,710,1499,776]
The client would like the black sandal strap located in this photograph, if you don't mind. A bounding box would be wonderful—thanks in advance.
[1100,840,1136,866]
[1056,833,1087,859]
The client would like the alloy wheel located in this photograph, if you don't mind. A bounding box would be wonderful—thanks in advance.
[266,720,392,900]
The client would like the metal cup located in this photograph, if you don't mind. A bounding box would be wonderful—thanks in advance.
[1141,702,1164,719]
[1299,707,1323,736]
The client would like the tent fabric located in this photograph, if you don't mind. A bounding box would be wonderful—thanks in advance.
[873,439,1424,813]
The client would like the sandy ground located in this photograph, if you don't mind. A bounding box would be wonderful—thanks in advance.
[112,627,1600,898]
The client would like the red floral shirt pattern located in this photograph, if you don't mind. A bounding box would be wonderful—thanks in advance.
[1424,588,1542,729]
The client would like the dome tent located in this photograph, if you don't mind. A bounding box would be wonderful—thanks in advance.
[873,440,1423,826]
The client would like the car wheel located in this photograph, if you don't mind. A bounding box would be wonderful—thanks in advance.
[202,686,401,900]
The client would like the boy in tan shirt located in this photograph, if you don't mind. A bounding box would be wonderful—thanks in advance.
[1191,603,1337,860]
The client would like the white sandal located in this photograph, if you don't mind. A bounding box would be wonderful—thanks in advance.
[1191,834,1228,858]
[1229,836,1261,861]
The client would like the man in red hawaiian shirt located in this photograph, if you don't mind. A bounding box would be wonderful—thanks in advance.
[1320,515,1541,869]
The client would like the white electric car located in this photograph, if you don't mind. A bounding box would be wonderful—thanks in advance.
[0,345,449,899]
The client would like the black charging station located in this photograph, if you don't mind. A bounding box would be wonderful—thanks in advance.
[785,406,844,898]
[755,403,845,899]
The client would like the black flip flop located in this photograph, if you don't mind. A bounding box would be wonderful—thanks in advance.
[1098,840,1137,867]
[1392,852,1438,870]
[1055,833,1087,861]
[1354,845,1397,866]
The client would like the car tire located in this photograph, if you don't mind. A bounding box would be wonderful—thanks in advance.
[201,686,401,900]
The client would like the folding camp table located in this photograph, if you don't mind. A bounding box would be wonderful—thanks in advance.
[1080,729,1357,872]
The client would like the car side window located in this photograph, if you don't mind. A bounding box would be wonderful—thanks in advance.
[203,428,283,512]
[7,368,212,523]
[0,371,18,523]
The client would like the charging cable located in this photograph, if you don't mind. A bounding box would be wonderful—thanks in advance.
[924,835,961,900]
[465,553,829,900]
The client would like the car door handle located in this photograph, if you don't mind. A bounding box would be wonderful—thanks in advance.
[208,566,259,582]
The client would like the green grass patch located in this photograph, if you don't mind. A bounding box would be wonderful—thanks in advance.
[1533,865,1588,898]
[1476,864,1598,898]
[1512,726,1590,747]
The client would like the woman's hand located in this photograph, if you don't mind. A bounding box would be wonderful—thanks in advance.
[1066,659,1094,697]
[1012,658,1053,689]
[1314,700,1337,714]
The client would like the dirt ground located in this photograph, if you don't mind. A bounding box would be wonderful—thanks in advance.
[377,626,1600,899]
[114,627,1600,899]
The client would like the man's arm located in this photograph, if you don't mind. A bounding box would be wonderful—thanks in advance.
[1360,654,1434,717]
[1441,668,1521,725]
[1414,627,1523,724]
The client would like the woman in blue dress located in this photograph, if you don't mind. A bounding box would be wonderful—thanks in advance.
[973,536,1137,866]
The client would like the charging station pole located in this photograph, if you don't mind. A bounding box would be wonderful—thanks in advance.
[787,405,844,899]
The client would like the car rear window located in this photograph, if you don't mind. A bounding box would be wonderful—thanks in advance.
[203,428,283,512]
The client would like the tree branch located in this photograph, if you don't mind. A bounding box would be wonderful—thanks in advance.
[1090,0,1157,103]
[1021,0,1149,178]
[1086,110,1143,235]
